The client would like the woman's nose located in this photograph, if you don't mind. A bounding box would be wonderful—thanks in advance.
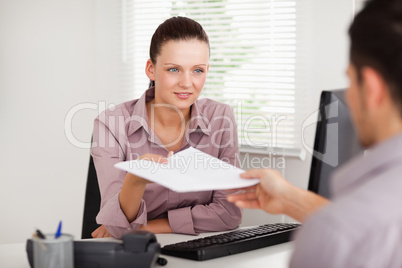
[179,72,192,88]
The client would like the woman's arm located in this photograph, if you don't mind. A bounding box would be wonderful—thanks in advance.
[139,218,173,233]
[119,153,170,222]
[169,190,242,234]
[119,173,147,222]
[92,113,151,238]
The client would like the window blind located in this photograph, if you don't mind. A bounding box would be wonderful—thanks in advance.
[128,0,306,157]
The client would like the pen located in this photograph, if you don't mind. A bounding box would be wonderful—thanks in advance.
[35,229,46,239]
[55,221,62,239]
[33,233,47,250]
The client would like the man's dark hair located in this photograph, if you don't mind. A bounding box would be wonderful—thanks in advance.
[349,0,402,114]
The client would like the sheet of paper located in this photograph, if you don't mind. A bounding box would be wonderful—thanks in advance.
[114,147,260,192]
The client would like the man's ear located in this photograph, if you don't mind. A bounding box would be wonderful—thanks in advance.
[145,59,156,81]
[361,67,388,109]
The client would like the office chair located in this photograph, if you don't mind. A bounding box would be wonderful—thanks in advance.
[81,154,102,239]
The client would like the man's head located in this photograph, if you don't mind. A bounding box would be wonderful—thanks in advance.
[346,0,402,147]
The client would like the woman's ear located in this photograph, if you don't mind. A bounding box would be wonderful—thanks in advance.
[145,59,156,81]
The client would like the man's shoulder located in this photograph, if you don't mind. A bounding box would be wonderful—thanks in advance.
[291,182,402,268]
[334,163,402,222]
[292,198,402,267]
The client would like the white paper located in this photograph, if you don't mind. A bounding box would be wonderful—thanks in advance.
[114,147,259,192]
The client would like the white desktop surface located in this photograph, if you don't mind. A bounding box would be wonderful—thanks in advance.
[0,231,293,268]
[157,232,293,268]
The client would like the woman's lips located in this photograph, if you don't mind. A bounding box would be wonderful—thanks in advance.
[174,92,192,99]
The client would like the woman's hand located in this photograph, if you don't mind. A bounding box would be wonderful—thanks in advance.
[120,151,174,223]
[131,152,174,184]
[91,225,112,238]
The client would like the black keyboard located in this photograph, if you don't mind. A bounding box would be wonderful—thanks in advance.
[161,223,300,261]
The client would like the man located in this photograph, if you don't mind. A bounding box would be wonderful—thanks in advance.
[228,0,402,267]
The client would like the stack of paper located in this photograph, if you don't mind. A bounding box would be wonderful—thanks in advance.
[114,147,259,192]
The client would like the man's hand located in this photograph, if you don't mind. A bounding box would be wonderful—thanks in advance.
[227,169,329,222]
[227,169,292,215]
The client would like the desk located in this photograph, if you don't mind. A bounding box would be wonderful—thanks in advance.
[0,232,293,268]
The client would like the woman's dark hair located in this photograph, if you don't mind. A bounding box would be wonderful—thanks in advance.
[349,0,402,115]
[148,17,210,88]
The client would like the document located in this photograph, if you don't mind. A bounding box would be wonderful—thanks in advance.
[114,147,259,192]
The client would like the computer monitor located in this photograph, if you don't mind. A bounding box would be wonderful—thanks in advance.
[307,89,363,199]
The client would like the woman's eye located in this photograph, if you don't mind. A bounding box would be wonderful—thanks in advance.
[194,69,204,73]
[168,68,179,72]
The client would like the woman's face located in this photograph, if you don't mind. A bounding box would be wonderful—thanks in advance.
[146,39,209,111]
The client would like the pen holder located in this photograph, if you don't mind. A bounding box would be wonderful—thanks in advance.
[33,234,74,268]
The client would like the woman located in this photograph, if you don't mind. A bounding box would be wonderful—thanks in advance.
[91,16,241,238]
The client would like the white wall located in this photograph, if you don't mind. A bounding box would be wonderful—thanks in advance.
[0,0,353,243]
[0,0,122,244]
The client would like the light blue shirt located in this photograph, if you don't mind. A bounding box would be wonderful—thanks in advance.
[291,133,402,268]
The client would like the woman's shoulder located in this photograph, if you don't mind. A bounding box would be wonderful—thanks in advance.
[195,98,233,114]
[96,99,141,119]
[95,99,144,123]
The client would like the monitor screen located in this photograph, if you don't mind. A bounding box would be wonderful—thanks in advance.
[307,89,363,198]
